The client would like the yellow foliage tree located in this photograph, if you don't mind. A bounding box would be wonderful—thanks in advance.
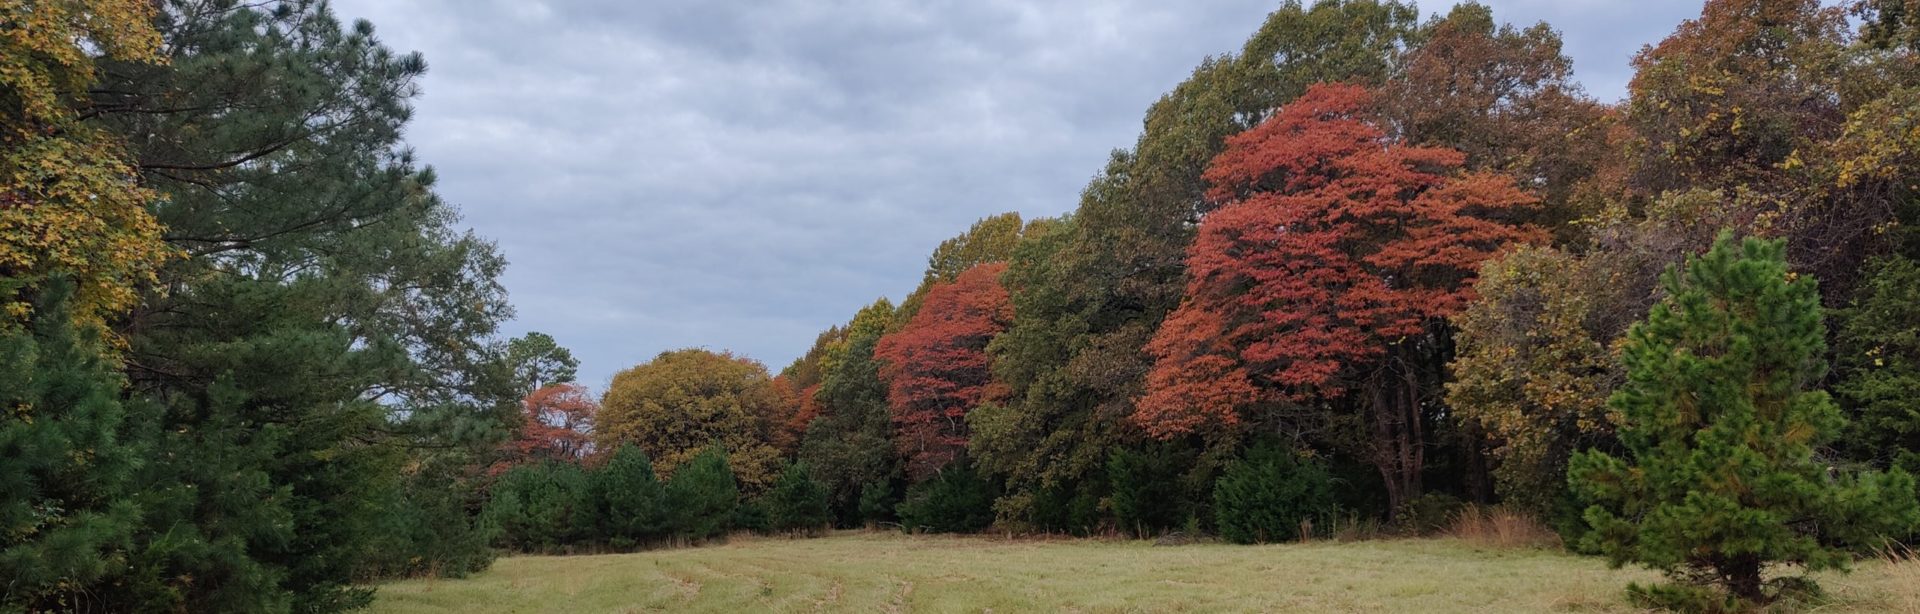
[1,0,173,328]
[597,348,785,493]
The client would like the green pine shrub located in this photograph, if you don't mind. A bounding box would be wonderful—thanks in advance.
[1213,443,1335,544]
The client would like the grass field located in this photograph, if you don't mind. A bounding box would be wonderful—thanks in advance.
[368,532,1920,613]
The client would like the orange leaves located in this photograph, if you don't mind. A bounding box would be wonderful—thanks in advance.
[490,383,598,475]
[1135,83,1544,437]
[874,262,1012,479]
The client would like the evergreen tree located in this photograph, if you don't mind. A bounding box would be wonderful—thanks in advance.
[1569,234,1920,607]
[0,283,143,611]
[1213,443,1335,544]
[589,444,670,548]
[665,448,741,541]
[895,461,996,534]
[484,461,592,552]
[1106,445,1195,538]
[764,463,832,535]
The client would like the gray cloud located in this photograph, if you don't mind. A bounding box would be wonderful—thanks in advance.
[327,0,1705,390]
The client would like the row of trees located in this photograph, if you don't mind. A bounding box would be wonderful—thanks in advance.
[480,0,1920,608]
[483,445,830,552]
[9,0,1920,611]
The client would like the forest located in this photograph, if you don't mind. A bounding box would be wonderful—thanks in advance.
[4,0,1920,612]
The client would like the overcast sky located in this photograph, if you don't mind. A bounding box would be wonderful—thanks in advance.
[327,0,1707,391]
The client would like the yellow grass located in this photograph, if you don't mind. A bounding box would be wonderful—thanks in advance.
[367,531,1920,613]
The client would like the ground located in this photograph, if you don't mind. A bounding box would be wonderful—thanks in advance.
[369,532,1919,613]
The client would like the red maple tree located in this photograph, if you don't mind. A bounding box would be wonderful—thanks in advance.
[490,382,598,475]
[874,262,1013,479]
[1136,83,1545,509]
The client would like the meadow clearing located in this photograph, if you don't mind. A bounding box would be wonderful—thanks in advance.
[368,531,1920,613]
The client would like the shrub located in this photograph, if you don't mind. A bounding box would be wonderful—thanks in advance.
[765,463,832,535]
[589,444,669,548]
[1395,493,1465,535]
[896,461,996,533]
[1212,443,1335,544]
[665,447,741,541]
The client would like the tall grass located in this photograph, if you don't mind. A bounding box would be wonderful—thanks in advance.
[1447,505,1561,549]
[1884,544,1920,614]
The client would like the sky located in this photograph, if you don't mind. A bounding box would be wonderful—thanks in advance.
[326,0,1708,391]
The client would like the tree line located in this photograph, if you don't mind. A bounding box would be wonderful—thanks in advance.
[6,0,1920,612]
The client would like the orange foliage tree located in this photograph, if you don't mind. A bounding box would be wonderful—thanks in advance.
[874,262,1012,479]
[1136,83,1545,512]
[492,383,598,474]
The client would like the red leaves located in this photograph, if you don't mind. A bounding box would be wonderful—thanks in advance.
[1136,83,1546,438]
[490,383,598,474]
[875,262,1013,479]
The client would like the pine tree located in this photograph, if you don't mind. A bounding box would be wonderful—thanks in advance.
[665,448,741,542]
[0,282,143,611]
[589,444,669,548]
[764,463,832,536]
[1569,233,1920,607]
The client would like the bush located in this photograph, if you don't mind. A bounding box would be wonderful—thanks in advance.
[765,463,832,534]
[1395,492,1465,535]
[896,461,996,533]
[665,447,740,541]
[1108,445,1191,538]
[1029,480,1102,536]
[589,444,669,548]
[1212,443,1335,544]
[483,461,592,552]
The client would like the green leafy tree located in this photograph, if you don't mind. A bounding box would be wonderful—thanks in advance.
[798,299,905,526]
[665,447,741,541]
[764,463,832,535]
[589,444,670,548]
[1213,443,1335,544]
[1569,234,1920,606]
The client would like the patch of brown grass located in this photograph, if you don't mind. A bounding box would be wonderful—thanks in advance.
[1447,505,1561,549]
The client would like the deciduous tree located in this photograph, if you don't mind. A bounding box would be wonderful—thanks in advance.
[598,348,784,492]
[875,263,1012,479]
[1136,83,1544,514]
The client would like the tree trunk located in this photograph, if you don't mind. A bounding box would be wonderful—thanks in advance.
[1721,555,1767,604]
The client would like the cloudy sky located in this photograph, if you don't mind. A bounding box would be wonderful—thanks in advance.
[327,0,1707,390]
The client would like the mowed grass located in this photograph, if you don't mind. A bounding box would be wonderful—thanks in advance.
[368,531,1920,613]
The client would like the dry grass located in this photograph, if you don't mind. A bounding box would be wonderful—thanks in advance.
[363,531,1920,613]
[1881,544,1920,614]
[1447,505,1562,550]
